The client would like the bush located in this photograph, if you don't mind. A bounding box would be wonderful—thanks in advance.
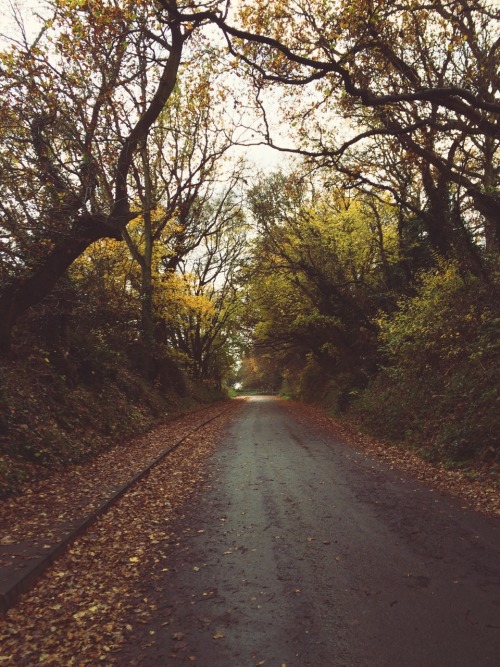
[355,262,500,463]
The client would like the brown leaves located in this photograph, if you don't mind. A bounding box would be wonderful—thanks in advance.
[0,402,243,665]
[0,403,233,563]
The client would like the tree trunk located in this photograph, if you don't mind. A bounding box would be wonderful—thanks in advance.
[420,168,488,278]
[0,215,121,353]
[139,138,157,380]
[472,190,500,255]
[0,21,184,355]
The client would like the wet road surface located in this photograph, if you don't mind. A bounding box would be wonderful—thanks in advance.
[122,396,500,666]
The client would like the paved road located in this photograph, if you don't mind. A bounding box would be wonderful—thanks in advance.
[122,396,500,666]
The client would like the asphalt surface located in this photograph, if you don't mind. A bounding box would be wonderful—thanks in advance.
[120,396,500,667]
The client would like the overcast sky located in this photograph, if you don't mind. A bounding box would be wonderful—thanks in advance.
[0,0,292,173]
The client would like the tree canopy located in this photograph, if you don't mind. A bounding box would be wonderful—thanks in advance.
[0,0,498,477]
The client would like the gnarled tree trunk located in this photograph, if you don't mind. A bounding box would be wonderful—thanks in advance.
[0,215,121,353]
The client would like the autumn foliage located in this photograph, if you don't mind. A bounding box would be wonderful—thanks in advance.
[240,172,499,469]
[0,0,499,492]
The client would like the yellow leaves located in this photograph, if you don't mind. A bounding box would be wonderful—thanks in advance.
[154,271,216,329]
[72,603,103,620]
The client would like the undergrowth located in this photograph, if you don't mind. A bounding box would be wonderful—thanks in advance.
[0,346,227,498]
[353,262,500,469]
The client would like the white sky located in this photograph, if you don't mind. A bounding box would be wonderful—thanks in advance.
[0,0,290,173]
[0,0,48,43]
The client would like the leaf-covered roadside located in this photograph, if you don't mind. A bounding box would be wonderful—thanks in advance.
[2,396,499,664]
[283,400,500,518]
[0,402,232,552]
[0,400,243,665]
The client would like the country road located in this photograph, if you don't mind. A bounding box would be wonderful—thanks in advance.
[119,396,500,667]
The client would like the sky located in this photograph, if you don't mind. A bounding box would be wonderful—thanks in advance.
[0,0,45,43]
[0,0,291,173]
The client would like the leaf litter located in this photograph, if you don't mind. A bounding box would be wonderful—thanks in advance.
[0,403,232,554]
[2,396,499,665]
[0,400,243,665]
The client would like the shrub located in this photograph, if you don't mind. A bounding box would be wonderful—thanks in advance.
[356,262,500,462]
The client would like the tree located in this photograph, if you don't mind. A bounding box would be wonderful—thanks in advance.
[0,0,187,351]
[2,0,498,349]
[163,193,248,385]
[168,1,499,262]
[121,60,245,376]
[359,261,500,460]
[244,171,400,400]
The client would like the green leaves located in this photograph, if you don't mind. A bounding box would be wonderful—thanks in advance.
[360,261,500,461]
